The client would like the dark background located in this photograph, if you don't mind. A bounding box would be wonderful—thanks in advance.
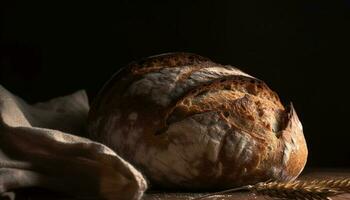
[1,1,349,168]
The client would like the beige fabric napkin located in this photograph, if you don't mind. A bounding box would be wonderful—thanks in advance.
[0,85,147,200]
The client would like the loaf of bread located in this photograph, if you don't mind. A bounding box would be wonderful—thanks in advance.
[88,52,308,190]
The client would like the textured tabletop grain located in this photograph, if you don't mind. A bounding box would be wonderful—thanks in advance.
[143,169,350,200]
[2,169,350,200]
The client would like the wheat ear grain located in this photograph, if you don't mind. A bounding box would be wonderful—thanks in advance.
[307,178,350,193]
[193,178,350,200]
[252,180,342,200]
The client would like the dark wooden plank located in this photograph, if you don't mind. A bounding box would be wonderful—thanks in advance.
[2,169,350,200]
[143,169,350,200]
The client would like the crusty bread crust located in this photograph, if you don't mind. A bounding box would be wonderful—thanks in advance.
[88,52,308,190]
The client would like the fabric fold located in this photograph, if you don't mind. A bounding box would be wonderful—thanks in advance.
[0,85,147,200]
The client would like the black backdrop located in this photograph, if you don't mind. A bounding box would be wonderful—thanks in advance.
[1,1,349,168]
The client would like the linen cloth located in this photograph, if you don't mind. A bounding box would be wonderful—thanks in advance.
[0,85,147,200]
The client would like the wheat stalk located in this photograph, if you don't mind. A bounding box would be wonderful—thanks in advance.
[193,178,350,200]
[306,178,350,193]
[252,180,342,200]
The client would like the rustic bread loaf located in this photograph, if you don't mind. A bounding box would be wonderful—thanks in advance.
[88,52,308,190]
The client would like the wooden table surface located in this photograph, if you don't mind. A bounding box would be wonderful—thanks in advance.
[2,169,349,200]
[143,169,350,200]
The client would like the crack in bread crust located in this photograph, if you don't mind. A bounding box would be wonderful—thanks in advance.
[130,52,212,75]
[89,52,211,116]
[160,75,285,135]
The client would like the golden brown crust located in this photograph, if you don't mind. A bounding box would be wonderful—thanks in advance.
[129,52,213,75]
[89,52,213,120]
[165,75,283,119]
[88,53,308,190]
